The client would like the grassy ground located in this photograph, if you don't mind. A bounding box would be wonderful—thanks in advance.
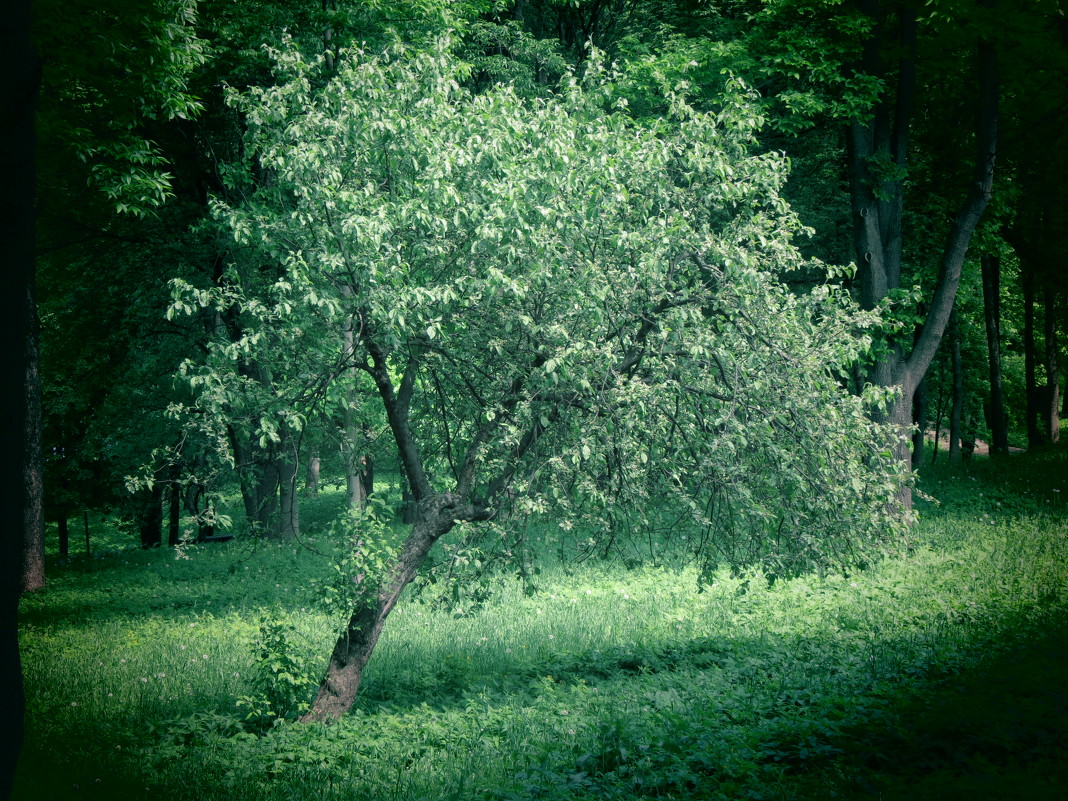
[13,448,1068,801]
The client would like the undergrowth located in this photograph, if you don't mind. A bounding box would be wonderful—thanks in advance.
[14,451,1068,800]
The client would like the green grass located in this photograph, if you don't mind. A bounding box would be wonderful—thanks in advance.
[14,453,1068,801]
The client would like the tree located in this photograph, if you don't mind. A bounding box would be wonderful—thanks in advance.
[169,40,909,721]
[1,0,37,787]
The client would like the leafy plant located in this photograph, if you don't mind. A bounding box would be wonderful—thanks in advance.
[236,618,317,730]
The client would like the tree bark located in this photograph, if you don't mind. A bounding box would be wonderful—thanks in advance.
[277,431,300,539]
[981,254,1009,455]
[301,494,488,722]
[911,377,927,468]
[22,283,44,592]
[848,0,997,491]
[1,0,36,786]
[1022,266,1044,449]
[949,311,963,463]
[138,484,163,549]
[1044,286,1060,443]
[305,453,320,497]
[167,463,182,546]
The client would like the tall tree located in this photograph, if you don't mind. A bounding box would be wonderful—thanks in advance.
[174,41,909,721]
[844,0,998,482]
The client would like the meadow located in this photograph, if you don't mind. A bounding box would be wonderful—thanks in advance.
[14,448,1068,801]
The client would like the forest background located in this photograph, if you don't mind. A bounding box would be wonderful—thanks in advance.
[4,0,1068,798]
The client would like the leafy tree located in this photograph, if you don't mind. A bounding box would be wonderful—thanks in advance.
[169,40,909,720]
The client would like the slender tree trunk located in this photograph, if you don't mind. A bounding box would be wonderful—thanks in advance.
[305,453,320,497]
[277,432,300,539]
[301,494,486,722]
[57,514,69,559]
[912,378,927,468]
[931,362,946,465]
[83,510,90,557]
[2,1,37,786]
[138,485,163,549]
[167,463,182,546]
[1043,286,1060,443]
[949,311,963,463]
[911,302,928,469]
[981,254,1009,455]
[22,284,44,592]
[1022,267,1044,449]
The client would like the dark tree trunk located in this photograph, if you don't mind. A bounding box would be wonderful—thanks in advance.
[931,361,947,465]
[981,254,1009,455]
[277,432,300,539]
[301,494,487,722]
[167,464,182,546]
[949,311,963,463]
[1,0,36,787]
[83,510,91,557]
[911,303,928,469]
[1022,266,1044,449]
[305,454,320,497]
[138,485,163,549]
[847,0,997,499]
[22,284,44,592]
[57,514,69,559]
[229,427,280,536]
[1043,286,1060,443]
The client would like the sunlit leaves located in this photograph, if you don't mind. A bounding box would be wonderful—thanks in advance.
[180,36,908,573]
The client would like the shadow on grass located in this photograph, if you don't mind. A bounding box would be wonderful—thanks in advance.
[787,625,1068,801]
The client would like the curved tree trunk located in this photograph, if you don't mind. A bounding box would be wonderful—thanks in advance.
[301,494,487,722]
[848,0,997,501]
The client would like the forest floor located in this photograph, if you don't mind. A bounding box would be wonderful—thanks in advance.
[13,445,1068,801]
[791,624,1068,800]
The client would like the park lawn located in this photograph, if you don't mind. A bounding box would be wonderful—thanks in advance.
[13,450,1068,801]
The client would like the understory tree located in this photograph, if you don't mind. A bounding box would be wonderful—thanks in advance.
[168,40,909,721]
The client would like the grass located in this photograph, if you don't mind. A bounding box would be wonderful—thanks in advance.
[14,450,1068,801]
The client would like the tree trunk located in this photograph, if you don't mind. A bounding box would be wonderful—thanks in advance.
[301,494,485,722]
[57,514,69,559]
[277,432,300,539]
[931,357,948,465]
[949,311,963,463]
[1,1,37,788]
[911,378,927,469]
[229,427,280,536]
[138,485,163,549]
[1022,266,1044,449]
[22,284,44,592]
[981,254,1009,455]
[167,463,182,546]
[83,510,91,557]
[847,0,997,501]
[1043,286,1060,443]
[305,453,320,497]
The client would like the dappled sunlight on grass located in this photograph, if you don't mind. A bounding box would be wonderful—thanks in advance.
[15,451,1068,801]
